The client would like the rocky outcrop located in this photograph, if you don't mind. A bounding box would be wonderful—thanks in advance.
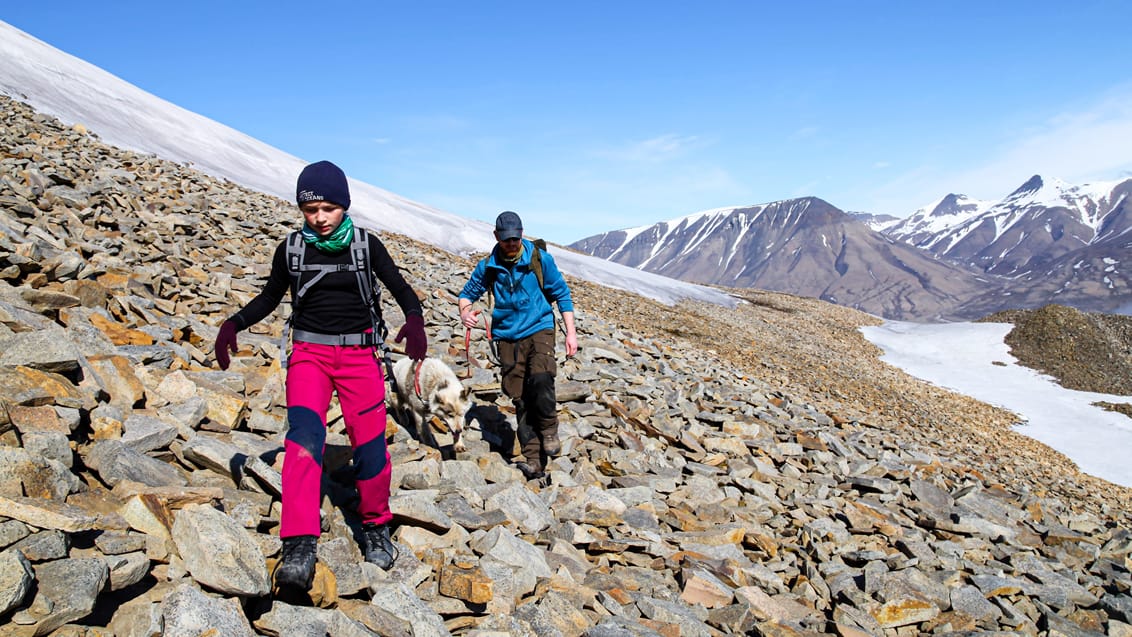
[1,95,1131,635]
[982,305,1132,397]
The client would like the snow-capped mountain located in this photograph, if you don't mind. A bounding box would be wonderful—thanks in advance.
[878,175,1132,316]
[882,194,995,249]
[570,197,997,320]
[919,175,1132,317]
[885,175,1132,277]
[571,175,1132,320]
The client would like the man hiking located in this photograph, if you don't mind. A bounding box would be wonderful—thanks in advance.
[458,211,577,480]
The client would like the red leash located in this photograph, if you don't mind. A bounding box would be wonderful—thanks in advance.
[463,313,493,378]
[413,359,425,398]
[463,325,473,378]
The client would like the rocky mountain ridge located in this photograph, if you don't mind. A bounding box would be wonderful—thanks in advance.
[568,198,997,321]
[570,176,1132,321]
[2,96,1132,636]
[886,176,1132,318]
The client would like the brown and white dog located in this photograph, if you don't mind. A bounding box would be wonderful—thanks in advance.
[389,357,471,452]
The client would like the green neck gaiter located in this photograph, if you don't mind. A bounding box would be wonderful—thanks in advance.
[301,214,355,253]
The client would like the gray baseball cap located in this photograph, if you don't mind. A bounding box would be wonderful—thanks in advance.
[494,211,523,240]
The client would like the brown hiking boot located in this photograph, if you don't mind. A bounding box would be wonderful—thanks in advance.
[542,433,561,457]
[515,461,545,481]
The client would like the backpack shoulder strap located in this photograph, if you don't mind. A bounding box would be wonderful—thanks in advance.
[480,256,496,288]
[352,228,387,341]
[529,239,559,333]
[280,231,305,367]
[530,238,547,291]
[285,231,312,306]
[351,227,374,301]
[480,256,498,308]
[286,231,305,275]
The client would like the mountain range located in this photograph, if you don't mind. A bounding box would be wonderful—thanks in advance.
[570,175,1132,320]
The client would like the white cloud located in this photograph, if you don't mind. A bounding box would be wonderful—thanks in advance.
[594,133,704,163]
[789,126,819,141]
[961,89,1132,191]
[859,85,1132,215]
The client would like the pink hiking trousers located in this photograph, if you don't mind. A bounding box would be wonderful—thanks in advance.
[280,340,391,537]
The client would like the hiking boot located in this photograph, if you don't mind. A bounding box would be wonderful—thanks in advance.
[542,434,561,457]
[362,523,398,570]
[515,461,545,481]
[275,535,317,589]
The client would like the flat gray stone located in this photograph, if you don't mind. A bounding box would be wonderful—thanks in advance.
[171,503,269,597]
[160,583,256,637]
[0,549,34,615]
[25,557,108,635]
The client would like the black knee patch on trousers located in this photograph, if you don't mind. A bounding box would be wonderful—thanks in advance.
[286,406,326,466]
[512,399,534,444]
[353,435,388,482]
[529,373,556,419]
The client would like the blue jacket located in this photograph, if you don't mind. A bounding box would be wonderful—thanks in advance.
[459,238,574,341]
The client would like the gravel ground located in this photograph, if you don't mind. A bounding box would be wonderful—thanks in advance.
[566,279,1132,525]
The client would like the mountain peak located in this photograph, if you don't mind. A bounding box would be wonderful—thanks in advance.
[938,193,961,206]
[1009,174,1045,198]
[932,193,969,215]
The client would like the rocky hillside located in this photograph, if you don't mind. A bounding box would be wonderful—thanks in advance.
[980,305,1132,397]
[2,95,1131,636]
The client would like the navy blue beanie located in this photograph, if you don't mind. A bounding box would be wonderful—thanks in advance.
[296,160,350,210]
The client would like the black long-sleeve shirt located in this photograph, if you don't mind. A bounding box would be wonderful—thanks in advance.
[230,233,422,335]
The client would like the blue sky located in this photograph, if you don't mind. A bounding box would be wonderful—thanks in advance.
[4,2,1132,244]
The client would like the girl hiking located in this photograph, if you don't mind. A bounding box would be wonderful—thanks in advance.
[213,160,427,588]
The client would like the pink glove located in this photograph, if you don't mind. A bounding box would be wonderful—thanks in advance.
[214,320,239,370]
[395,314,427,360]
